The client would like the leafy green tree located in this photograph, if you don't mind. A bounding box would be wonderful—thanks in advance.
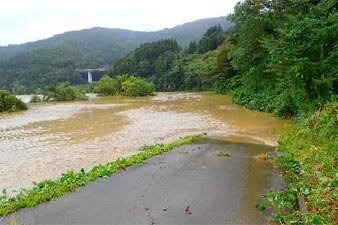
[197,25,226,53]
[187,41,198,54]
[120,76,156,97]
[94,74,156,97]
[94,75,118,96]
[113,39,181,78]
[222,0,338,117]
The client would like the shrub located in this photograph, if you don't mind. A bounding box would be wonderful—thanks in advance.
[30,95,42,103]
[93,75,118,96]
[0,90,28,112]
[94,74,156,97]
[119,75,156,97]
[42,83,88,101]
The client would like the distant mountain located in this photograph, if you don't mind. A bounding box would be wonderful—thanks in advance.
[0,17,232,92]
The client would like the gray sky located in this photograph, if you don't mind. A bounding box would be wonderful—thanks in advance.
[0,0,239,46]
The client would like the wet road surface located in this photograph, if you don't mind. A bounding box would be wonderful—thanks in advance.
[1,139,283,225]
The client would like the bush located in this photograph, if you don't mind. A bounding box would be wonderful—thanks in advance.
[30,95,42,103]
[94,75,156,97]
[0,90,28,112]
[93,75,118,96]
[42,83,88,101]
[75,84,95,94]
[118,75,156,97]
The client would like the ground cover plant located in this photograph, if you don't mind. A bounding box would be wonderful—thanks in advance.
[0,134,202,216]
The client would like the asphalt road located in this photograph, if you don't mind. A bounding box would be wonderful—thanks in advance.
[1,139,283,225]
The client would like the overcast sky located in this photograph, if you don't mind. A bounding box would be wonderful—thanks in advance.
[0,0,239,46]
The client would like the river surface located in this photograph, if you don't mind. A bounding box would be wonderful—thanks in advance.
[0,92,288,194]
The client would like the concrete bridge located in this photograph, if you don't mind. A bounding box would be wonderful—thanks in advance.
[76,68,108,83]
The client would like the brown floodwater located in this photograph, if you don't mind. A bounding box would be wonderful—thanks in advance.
[0,92,288,194]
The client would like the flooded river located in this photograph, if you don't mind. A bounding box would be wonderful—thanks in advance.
[0,92,288,194]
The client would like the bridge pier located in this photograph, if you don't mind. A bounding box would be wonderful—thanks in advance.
[88,72,93,83]
[77,68,107,83]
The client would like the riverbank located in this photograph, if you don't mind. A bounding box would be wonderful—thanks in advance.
[265,102,338,224]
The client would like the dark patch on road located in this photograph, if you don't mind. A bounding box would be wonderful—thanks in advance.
[0,138,284,225]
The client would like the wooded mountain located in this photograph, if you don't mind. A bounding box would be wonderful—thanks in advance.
[0,17,231,92]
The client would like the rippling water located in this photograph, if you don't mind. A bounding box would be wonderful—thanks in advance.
[0,92,288,194]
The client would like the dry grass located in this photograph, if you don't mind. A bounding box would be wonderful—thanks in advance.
[254,153,269,162]
[8,215,17,225]
[214,151,231,157]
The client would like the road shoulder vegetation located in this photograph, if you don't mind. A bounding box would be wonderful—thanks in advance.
[0,134,202,216]
[263,103,338,224]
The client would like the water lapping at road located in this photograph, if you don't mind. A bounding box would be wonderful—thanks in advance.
[0,93,288,194]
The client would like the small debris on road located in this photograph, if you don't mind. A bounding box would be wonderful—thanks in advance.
[214,151,230,157]
[253,153,269,162]
[177,151,189,154]
[185,205,192,215]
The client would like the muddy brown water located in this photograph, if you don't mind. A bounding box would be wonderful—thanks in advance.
[0,92,288,194]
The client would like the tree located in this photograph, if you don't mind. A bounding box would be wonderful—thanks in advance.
[94,75,156,97]
[197,25,226,53]
[187,41,198,54]
[94,75,118,96]
[223,0,338,116]
[113,39,181,78]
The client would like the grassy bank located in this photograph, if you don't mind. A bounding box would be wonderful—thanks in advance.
[0,134,202,216]
[264,103,338,224]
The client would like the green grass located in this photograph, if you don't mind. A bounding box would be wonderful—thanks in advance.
[263,102,338,225]
[0,134,202,216]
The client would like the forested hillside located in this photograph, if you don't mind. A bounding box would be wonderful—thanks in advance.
[0,17,231,93]
[112,25,227,91]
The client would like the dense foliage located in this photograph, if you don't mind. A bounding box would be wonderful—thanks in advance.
[93,76,118,96]
[0,135,202,216]
[265,102,337,224]
[227,0,338,117]
[0,90,27,112]
[187,25,226,54]
[0,17,232,93]
[113,26,227,92]
[41,83,88,101]
[113,39,181,77]
[94,75,156,97]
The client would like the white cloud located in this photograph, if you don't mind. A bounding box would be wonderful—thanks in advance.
[0,0,239,46]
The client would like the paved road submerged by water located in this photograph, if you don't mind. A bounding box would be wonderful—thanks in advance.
[0,93,287,194]
[1,139,283,225]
